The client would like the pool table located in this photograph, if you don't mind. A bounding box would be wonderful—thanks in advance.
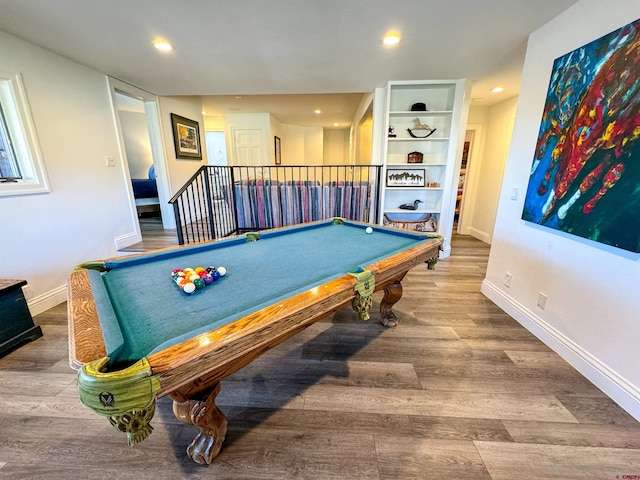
[68,219,441,464]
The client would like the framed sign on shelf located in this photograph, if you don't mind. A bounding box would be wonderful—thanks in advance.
[171,114,202,160]
[386,168,425,187]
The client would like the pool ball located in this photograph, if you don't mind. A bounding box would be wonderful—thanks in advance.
[217,266,227,277]
[210,270,220,281]
[365,227,373,234]
[183,282,196,294]
[193,277,205,289]
[195,266,206,274]
[202,273,214,285]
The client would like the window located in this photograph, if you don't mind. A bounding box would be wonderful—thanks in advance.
[0,102,21,181]
[0,71,49,196]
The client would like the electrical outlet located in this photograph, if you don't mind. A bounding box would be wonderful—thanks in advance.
[105,156,115,167]
[511,187,519,201]
[537,293,547,310]
[504,272,512,287]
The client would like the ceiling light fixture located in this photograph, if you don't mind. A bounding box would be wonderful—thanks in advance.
[490,86,504,93]
[314,109,322,114]
[152,40,174,52]
[333,123,340,127]
[383,32,401,46]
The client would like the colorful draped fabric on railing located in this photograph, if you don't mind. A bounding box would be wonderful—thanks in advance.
[234,180,372,230]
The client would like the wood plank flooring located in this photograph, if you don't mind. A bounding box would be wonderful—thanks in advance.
[2,221,640,479]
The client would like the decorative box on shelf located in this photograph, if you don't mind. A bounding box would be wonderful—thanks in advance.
[407,151,423,163]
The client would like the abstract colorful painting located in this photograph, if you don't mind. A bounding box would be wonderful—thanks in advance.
[522,18,640,252]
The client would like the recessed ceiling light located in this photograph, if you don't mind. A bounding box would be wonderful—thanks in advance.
[383,33,401,46]
[333,123,340,127]
[490,86,504,93]
[152,40,174,52]
[314,109,322,114]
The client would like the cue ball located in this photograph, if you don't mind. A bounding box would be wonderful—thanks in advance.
[365,227,373,234]
[183,282,196,294]
[217,266,227,277]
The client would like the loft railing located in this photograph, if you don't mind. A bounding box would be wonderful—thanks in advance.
[169,165,382,245]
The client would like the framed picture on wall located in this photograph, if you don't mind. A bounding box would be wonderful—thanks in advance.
[171,113,202,160]
[274,136,281,165]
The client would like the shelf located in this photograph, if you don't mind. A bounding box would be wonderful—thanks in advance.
[385,187,443,191]
[388,138,449,143]
[379,79,467,245]
[387,163,447,167]
[384,208,440,214]
[389,110,453,116]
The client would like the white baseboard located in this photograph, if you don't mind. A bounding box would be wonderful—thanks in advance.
[481,279,640,421]
[114,231,140,251]
[468,227,491,244]
[27,284,67,317]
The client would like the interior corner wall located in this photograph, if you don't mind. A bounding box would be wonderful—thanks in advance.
[158,96,207,194]
[483,0,640,419]
[304,127,323,165]
[466,97,518,244]
[204,115,225,131]
[323,128,350,164]
[0,31,134,314]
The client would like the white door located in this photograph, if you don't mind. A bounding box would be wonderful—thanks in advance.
[232,128,263,166]
[205,131,228,166]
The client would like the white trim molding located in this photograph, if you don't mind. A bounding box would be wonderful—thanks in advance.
[481,279,640,422]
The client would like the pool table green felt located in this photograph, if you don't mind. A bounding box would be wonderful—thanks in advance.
[69,219,441,464]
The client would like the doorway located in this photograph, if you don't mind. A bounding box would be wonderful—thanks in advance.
[205,131,228,166]
[115,92,160,226]
[108,78,174,250]
[456,125,483,235]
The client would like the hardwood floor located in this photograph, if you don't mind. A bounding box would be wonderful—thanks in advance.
[2,226,640,479]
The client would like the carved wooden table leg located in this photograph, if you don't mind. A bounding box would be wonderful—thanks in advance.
[172,382,228,465]
[380,280,403,327]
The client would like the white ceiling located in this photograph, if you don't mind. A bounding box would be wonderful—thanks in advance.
[0,0,578,127]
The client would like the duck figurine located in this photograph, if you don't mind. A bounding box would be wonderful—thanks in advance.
[399,199,423,210]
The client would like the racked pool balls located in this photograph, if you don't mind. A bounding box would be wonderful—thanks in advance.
[172,265,227,295]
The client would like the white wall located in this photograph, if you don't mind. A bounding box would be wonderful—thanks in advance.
[463,98,518,243]
[483,0,640,419]
[157,96,207,193]
[323,128,350,164]
[279,123,323,165]
[0,32,133,313]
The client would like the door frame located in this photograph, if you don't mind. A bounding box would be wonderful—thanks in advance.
[457,124,484,235]
[106,77,174,239]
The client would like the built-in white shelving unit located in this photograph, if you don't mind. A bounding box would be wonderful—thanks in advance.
[378,80,469,257]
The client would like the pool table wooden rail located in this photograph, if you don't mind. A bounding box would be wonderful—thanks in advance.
[68,226,441,464]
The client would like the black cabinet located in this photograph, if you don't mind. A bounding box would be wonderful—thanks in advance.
[0,279,43,358]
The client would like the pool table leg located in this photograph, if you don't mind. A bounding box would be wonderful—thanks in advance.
[379,274,406,328]
[171,382,228,465]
